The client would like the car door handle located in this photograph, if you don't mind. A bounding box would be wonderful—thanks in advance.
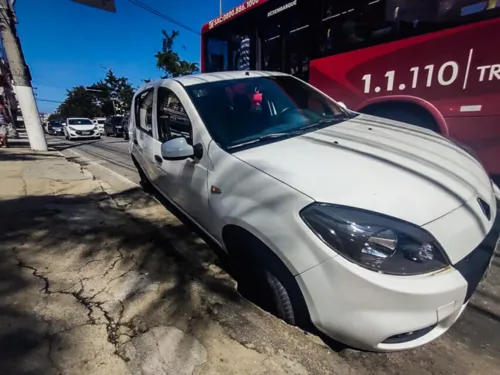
[154,155,163,164]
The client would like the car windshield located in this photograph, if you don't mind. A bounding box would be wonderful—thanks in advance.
[186,76,353,151]
[50,121,62,126]
[97,120,105,124]
[68,119,92,125]
[111,117,123,124]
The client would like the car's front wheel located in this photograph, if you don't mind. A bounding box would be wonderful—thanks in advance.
[133,158,153,192]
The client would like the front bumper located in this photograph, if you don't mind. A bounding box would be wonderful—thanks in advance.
[297,202,499,352]
[68,129,100,138]
[50,128,64,135]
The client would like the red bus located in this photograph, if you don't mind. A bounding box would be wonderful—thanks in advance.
[201,0,500,182]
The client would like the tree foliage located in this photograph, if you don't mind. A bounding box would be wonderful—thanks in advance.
[88,70,135,116]
[52,71,135,119]
[155,30,199,78]
[52,31,196,118]
[51,86,102,120]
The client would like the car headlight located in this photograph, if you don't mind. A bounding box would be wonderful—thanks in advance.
[300,203,450,275]
[68,126,77,131]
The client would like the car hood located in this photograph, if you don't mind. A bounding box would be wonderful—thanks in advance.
[68,124,94,130]
[233,114,493,226]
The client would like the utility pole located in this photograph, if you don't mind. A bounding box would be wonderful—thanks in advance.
[219,0,222,15]
[0,0,47,151]
[85,87,117,115]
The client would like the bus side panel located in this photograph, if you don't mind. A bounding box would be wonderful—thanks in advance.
[446,115,500,178]
[309,17,500,175]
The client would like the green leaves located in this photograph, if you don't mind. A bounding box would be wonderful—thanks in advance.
[53,70,135,119]
[155,29,199,78]
[53,30,197,119]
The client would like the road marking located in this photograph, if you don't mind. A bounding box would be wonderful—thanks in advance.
[66,148,140,187]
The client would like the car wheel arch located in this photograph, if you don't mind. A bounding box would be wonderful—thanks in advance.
[222,224,313,327]
[359,99,446,135]
[222,224,297,275]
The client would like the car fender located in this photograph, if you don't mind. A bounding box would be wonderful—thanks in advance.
[207,144,335,276]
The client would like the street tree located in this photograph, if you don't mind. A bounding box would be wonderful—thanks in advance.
[155,30,198,78]
[54,86,102,119]
[87,70,135,116]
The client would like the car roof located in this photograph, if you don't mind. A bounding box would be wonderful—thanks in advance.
[138,71,290,92]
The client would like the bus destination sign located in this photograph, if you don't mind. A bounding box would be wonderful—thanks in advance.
[208,0,267,30]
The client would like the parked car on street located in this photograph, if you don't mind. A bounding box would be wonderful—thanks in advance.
[47,120,65,136]
[64,117,100,140]
[92,117,106,134]
[129,71,500,352]
[104,115,124,137]
[122,113,130,140]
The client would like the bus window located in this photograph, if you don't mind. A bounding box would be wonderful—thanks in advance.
[262,23,283,71]
[320,0,391,56]
[286,23,311,81]
[206,38,228,72]
[232,34,252,70]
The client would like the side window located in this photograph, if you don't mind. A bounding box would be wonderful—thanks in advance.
[134,89,154,135]
[157,87,193,144]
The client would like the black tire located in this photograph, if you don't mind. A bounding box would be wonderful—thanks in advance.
[134,160,153,193]
[228,235,310,328]
[235,258,298,326]
[265,270,296,325]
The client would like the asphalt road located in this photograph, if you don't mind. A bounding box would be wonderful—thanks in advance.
[45,133,500,374]
[50,133,141,188]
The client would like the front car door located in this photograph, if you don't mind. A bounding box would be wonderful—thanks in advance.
[131,88,157,181]
[152,82,211,229]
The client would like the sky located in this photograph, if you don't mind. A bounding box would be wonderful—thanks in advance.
[16,0,242,113]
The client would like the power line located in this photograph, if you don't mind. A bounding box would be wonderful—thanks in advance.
[36,98,63,103]
[127,0,200,35]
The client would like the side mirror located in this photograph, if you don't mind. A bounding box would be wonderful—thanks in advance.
[161,137,194,160]
[337,101,347,110]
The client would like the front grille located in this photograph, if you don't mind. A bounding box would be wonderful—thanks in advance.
[75,130,94,135]
[454,200,500,302]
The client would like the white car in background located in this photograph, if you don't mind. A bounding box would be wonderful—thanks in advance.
[64,117,100,140]
[93,117,106,134]
[129,71,499,352]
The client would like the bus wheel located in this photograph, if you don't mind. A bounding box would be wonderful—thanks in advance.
[361,104,440,133]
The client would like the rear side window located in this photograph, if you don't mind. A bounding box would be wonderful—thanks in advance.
[134,89,154,135]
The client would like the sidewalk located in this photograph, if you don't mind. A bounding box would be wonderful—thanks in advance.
[0,147,358,375]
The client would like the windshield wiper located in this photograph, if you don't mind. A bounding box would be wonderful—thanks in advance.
[295,114,352,131]
[227,133,292,150]
[226,115,352,150]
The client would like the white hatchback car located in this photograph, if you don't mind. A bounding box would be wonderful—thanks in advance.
[129,71,499,352]
[93,117,107,134]
[64,117,101,140]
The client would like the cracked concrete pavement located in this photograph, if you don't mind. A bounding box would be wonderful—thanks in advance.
[1,146,500,375]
